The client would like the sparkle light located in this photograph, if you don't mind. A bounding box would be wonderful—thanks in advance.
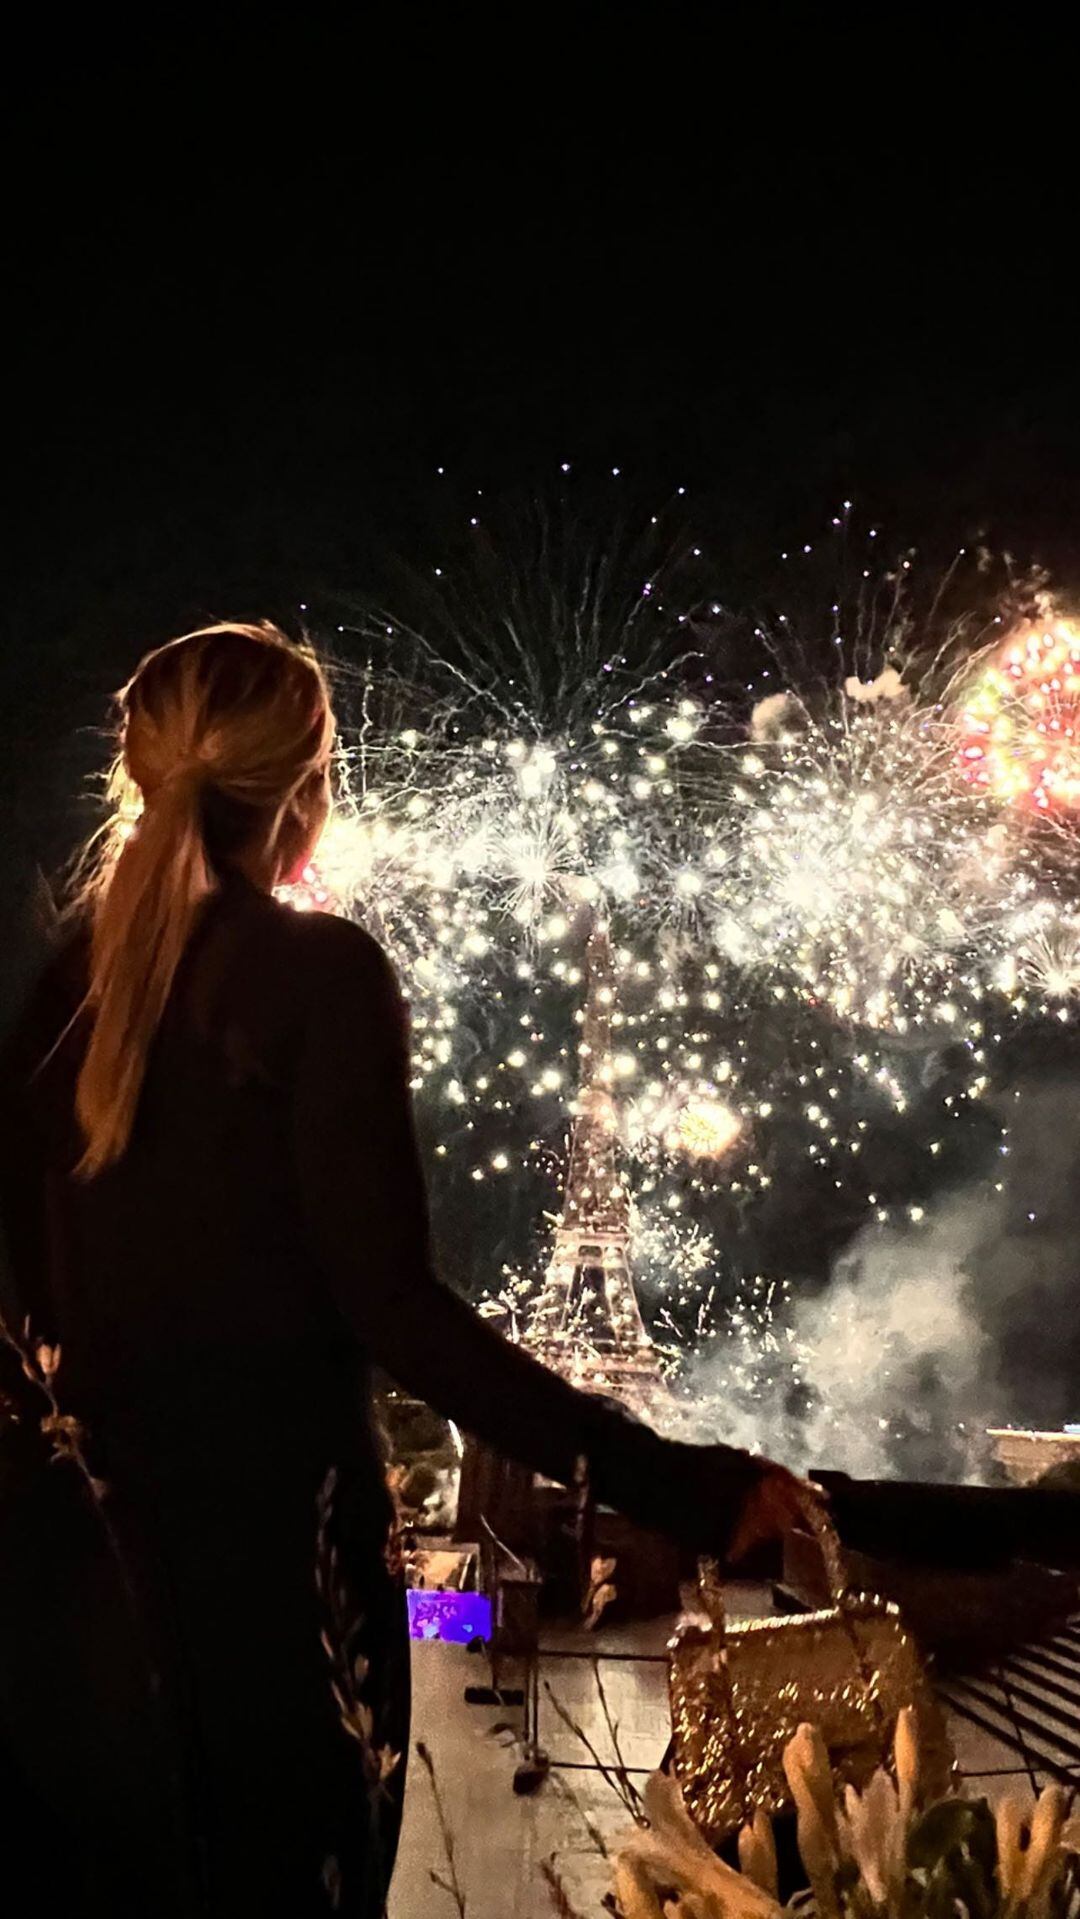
[254,520,1080,1444]
[960,616,1080,812]
[668,1097,742,1160]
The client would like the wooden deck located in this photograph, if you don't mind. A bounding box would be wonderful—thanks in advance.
[392,1589,1077,1917]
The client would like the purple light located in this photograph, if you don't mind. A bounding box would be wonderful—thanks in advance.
[406,1589,492,1645]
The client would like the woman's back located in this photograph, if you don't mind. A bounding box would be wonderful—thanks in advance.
[0,881,410,1917]
[4,876,387,1507]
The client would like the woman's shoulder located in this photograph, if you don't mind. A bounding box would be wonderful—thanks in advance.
[174,884,403,1076]
[267,894,393,981]
[254,902,405,1057]
[233,890,400,1021]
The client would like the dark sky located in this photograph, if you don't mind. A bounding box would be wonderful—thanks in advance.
[5,16,1079,905]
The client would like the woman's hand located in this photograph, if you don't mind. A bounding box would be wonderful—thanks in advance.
[727,1460,829,1562]
[646,1437,826,1559]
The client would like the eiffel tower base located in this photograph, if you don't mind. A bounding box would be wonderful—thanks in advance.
[524,1339,669,1422]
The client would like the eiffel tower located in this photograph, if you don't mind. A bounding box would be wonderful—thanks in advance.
[524,917,664,1412]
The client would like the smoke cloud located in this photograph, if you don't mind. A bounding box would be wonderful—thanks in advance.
[670,1071,1080,1483]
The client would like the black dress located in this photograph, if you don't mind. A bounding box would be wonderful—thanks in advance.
[0,873,758,1917]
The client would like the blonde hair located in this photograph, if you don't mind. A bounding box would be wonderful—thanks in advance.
[75,621,333,1177]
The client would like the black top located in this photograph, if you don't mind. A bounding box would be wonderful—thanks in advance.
[0,874,764,1912]
[0,873,759,1549]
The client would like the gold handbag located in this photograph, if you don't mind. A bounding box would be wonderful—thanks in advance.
[667,1501,952,1847]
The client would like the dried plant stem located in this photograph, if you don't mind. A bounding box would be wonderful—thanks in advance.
[0,1324,145,1634]
[539,1857,590,1918]
[415,1740,467,1917]
[543,1682,642,1824]
[591,1658,644,1822]
[547,1770,611,1861]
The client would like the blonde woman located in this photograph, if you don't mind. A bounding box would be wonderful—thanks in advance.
[0,623,810,1917]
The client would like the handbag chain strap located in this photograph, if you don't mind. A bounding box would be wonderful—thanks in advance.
[801,1496,895,1748]
[696,1480,847,1631]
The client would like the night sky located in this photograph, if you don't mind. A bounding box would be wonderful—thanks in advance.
[6,18,1078,982]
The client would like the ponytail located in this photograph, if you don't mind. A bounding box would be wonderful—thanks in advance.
[72,621,332,1177]
[75,767,215,1176]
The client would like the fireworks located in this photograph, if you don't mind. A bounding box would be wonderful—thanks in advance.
[960,616,1080,812]
[998,897,1080,1005]
[665,1097,742,1160]
[718,689,1025,1034]
[266,512,1080,1445]
[307,583,1074,1303]
[296,689,735,1134]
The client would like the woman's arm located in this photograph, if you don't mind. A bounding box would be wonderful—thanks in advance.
[290,917,764,1551]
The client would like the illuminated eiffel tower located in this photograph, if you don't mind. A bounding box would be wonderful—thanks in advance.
[525,918,663,1412]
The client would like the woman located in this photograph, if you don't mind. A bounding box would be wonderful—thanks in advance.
[0,622,813,1916]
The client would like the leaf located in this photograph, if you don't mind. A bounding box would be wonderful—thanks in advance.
[924,1860,963,1919]
[583,1580,618,1632]
[896,1874,930,1919]
[907,1798,985,1872]
[963,1799,999,1891]
[947,1848,997,1919]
